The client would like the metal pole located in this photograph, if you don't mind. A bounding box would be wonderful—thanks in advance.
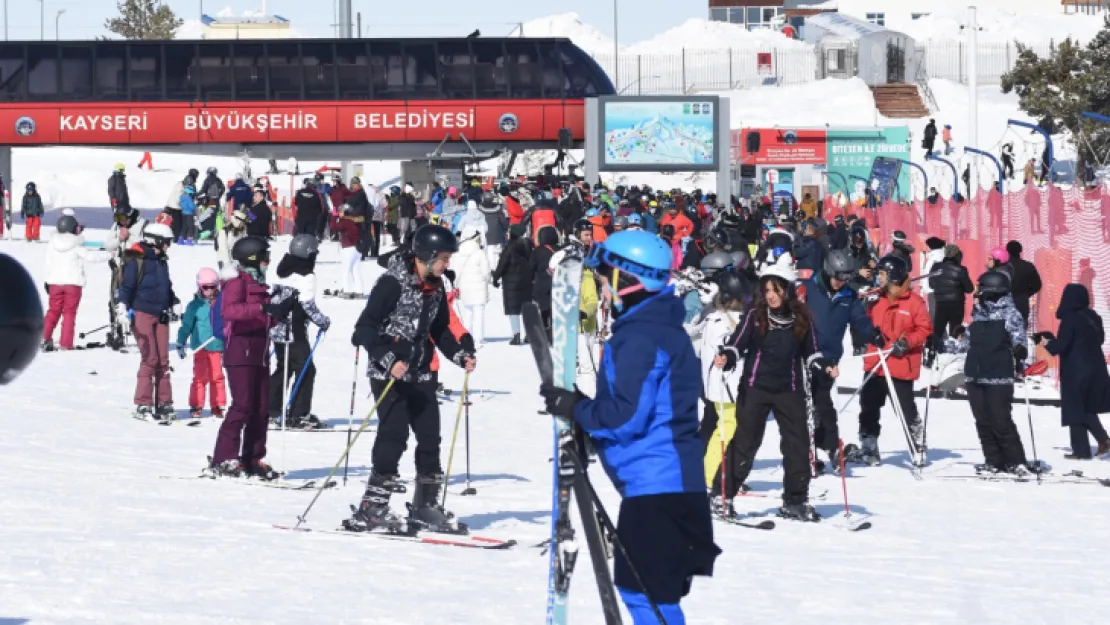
[613,0,619,90]
[4,0,8,41]
[55,8,63,41]
[39,0,44,41]
[969,6,979,197]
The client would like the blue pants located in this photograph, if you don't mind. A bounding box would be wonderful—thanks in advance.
[619,589,684,624]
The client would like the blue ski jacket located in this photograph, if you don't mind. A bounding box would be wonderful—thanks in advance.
[800,273,873,364]
[574,287,705,497]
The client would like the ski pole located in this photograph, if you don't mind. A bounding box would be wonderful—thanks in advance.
[921,350,941,467]
[294,378,396,529]
[343,346,360,486]
[1024,360,1048,485]
[79,324,110,339]
[461,382,477,496]
[716,401,729,505]
[442,371,471,507]
[284,330,325,417]
[280,341,291,479]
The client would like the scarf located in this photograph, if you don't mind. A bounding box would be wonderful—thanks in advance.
[244,266,266,285]
[768,308,794,330]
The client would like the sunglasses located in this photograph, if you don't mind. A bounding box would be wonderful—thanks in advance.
[200,284,218,291]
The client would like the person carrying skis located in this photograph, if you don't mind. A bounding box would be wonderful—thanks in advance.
[800,249,876,472]
[846,255,933,466]
[208,236,288,479]
[42,214,110,351]
[539,229,721,625]
[713,255,829,521]
[346,224,477,534]
[21,182,44,242]
[225,174,253,214]
[115,223,181,422]
[942,270,1034,476]
[493,223,534,346]
[269,234,331,429]
[700,268,749,488]
[108,164,131,212]
[215,210,248,276]
[177,268,227,419]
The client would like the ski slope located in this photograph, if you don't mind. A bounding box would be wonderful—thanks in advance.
[2,231,1110,625]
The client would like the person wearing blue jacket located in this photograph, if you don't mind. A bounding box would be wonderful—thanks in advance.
[801,248,876,472]
[792,219,825,275]
[225,176,253,212]
[179,185,198,245]
[115,223,180,421]
[541,230,720,625]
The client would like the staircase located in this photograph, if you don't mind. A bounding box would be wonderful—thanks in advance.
[871,84,931,119]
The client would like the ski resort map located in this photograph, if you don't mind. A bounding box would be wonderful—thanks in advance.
[603,100,716,167]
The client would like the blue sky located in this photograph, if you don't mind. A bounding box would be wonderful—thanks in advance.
[4,0,705,42]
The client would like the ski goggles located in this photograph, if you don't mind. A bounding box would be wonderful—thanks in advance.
[831,270,855,282]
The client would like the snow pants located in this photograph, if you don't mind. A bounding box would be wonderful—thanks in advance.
[614,493,719,622]
[933,300,965,339]
[270,340,315,419]
[1069,414,1110,459]
[966,383,1026,469]
[132,311,172,406]
[858,375,920,440]
[340,246,364,294]
[213,365,269,465]
[460,304,485,346]
[724,386,810,502]
[810,369,840,456]
[43,284,82,349]
[701,402,736,488]
[25,215,41,241]
[180,213,198,241]
[486,244,502,269]
[367,221,382,258]
[369,377,441,477]
[190,349,227,411]
[165,208,184,239]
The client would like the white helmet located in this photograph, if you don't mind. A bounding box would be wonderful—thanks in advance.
[144,222,174,244]
[759,252,797,284]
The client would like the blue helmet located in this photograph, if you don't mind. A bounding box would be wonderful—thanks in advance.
[585,208,599,218]
[586,230,672,292]
[627,213,642,226]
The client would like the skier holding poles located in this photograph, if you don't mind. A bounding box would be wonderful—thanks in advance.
[539,229,721,625]
[345,224,477,535]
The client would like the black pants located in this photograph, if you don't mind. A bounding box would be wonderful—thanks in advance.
[367,221,382,258]
[614,493,720,604]
[165,207,184,239]
[932,300,965,339]
[859,375,919,440]
[385,222,400,245]
[810,369,839,456]
[269,340,315,419]
[1002,158,1014,179]
[698,400,719,454]
[294,220,318,237]
[966,384,1026,468]
[1012,297,1031,329]
[370,377,441,476]
[724,386,810,503]
[1070,414,1110,458]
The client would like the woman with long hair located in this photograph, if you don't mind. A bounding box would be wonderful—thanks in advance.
[713,257,830,522]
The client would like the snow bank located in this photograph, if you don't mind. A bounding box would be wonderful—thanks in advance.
[625,18,809,54]
[900,6,1104,44]
[514,12,617,53]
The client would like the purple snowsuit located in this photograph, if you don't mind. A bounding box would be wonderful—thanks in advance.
[212,270,273,466]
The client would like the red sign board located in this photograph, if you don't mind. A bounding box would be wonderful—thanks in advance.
[731,128,828,166]
[0,100,583,145]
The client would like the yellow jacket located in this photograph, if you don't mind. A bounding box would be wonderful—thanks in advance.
[800,198,818,219]
[580,268,599,335]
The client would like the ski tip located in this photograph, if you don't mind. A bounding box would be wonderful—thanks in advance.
[755,520,776,530]
[850,521,873,532]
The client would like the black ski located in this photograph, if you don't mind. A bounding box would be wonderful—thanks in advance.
[714,514,776,530]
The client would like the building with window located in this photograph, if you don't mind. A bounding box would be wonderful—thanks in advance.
[199,13,293,40]
[708,1,787,31]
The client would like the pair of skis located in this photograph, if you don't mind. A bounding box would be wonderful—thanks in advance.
[522,243,624,625]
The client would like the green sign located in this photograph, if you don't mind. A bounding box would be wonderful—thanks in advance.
[827,127,911,204]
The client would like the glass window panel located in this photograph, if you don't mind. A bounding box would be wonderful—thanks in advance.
[538,41,563,99]
[60,45,92,99]
[747,7,760,24]
[505,40,541,99]
[404,42,440,98]
[369,41,404,99]
[129,43,161,100]
[197,42,232,101]
[94,43,126,100]
[0,45,25,101]
[558,41,597,98]
[729,8,744,24]
[710,8,727,21]
[231,42,265,100]
[335,41,369,99]
[164,42,195,100]
[438,40,474,99]
[301,42,335,100]
[27,44,58,98]
[471,40,507,99]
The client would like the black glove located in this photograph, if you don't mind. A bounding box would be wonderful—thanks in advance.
[717,346,738,372]
[890,337,910,358]
[492,276,501,288]
[1013,344,1028,362]
[1032,331,1055,345]
[869,328,886,348]
[806,354,833,374]
[262,297,297,319]
[923,335,940,368]
[43,283,50,295]
[852,344,868,356]
[539,383,585,418]
[459,333,476,353]
[579,310,588,322]
[951,325,966,340]
[443,269,457,284]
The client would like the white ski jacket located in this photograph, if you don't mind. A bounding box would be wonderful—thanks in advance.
[453,234,491,307]
[700,309,742,404]
[45,232,110,287]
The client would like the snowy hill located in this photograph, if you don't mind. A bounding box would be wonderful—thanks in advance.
[513,12,619,53]
[625,18,809,54]
[3,233,1110,624]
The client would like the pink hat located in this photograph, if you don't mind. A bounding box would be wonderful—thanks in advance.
[196,267,220,288]
[989,247,1009,264]
[448,186,457,196]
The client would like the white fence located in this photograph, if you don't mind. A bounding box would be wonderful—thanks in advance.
[589,40,1063,95]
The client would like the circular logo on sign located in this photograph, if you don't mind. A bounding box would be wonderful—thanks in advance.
[14,116,35,137]
[498,113,519,134]
[783,130,798,145]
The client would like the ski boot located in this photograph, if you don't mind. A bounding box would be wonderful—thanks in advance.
[1003,463,1034,481]
[778,501,821,523]
[909,423,927,467]
[153,403,176,424]
[42,339,55,352]
[509,333,522,346]
[845,436,881,466]
[1098,440,1110,458]
[189,407,203,419]
[826,447,844,476]
[106,328,125,351]
[133,405,156,421]
[211,407,225,419]
[203,458,244,479]
[300,415,325,430]
[709,494,736,519]
[974,463,1001,477]
[407,474,467,535]
[343,472,407,533]
[247,459,281,481]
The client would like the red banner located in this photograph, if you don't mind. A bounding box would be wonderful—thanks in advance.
[731,128,828,166]
[0,100,583,145]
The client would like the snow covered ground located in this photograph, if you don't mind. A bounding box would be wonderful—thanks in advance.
[3,231,1110,624]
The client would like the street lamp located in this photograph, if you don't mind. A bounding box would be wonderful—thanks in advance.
[37,0,43,41]
[613,0,619,90]
[55,8,64,41]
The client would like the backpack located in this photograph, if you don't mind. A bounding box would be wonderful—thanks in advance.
[210,290,226,341]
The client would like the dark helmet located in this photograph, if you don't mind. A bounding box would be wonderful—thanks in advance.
[730,248,752,273]
[55,215,79,235]
[303,178,315,187]
[572,218,592,235]
[412,224,458,262]
[25,182,36,192]
[876,254,910,286]
[207,166,218,175]
[977,270,1011,299]
[349,176,362,186]
[314,172,325,181]
[700,251,734,278]
[660,224,676,240]
[0,253,44,385]
[716,269,753,304]
[706,227,734,252]
[231,236,270,268]
[480,191,499,208]
[288,234,320,260]
[824,248,855,279]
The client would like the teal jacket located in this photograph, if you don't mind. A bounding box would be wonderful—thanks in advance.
[176,294,224,352]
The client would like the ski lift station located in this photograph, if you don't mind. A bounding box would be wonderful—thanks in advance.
[804,12,920,86]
